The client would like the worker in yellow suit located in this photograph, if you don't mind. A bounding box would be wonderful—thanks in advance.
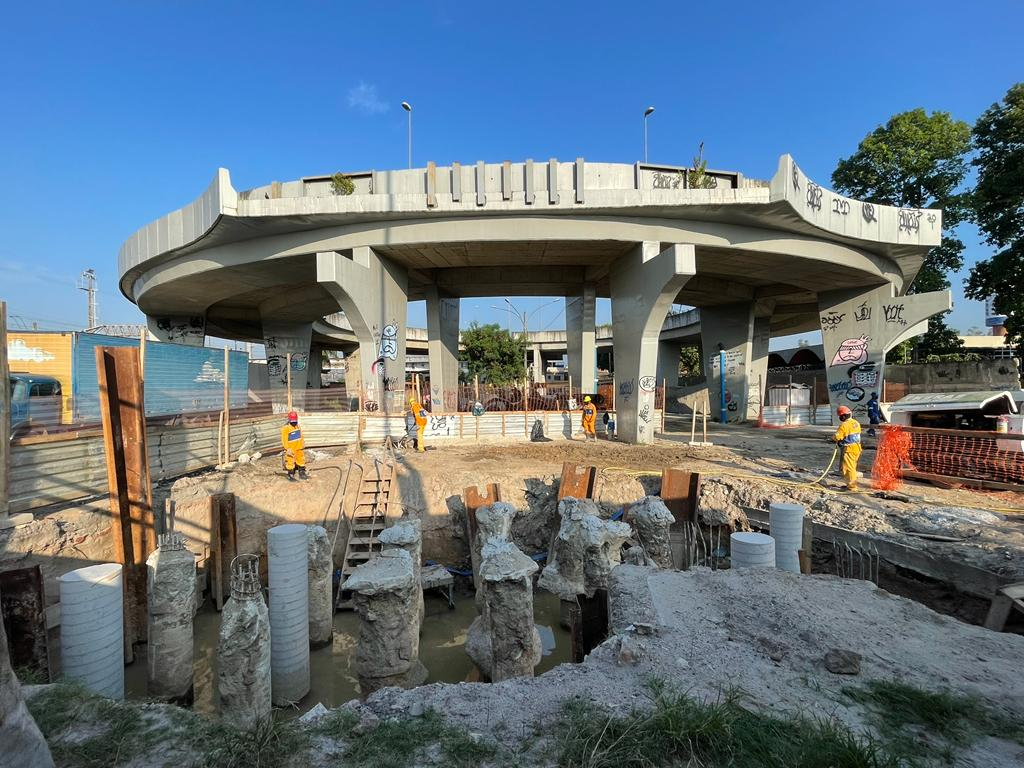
[409,397,428,452]
[581,395,597,441]
[281,410,308,481]
[832,405,862,491]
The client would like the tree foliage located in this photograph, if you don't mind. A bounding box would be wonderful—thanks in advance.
[965,83,1024,353]
[832,109,972,358]
[330,172,355,195]
[460,322,526,385]
[688,142,716,189]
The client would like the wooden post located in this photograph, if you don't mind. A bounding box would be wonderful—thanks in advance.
[787,375,793,426]
[661,378,667,434]
[96,346,155,659]
[0,301,10,519]
[811,376,817,425]
[703,392,709,442]
[568,375,573,406]
[139,328,147,376]
[474,374,480,403]
[223,347,231,463]
[286,352,293,411]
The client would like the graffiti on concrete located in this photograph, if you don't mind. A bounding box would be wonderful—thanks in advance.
[364,400,379,412]
[820,312,846,331]
[831,198,850,216]
[639,403,652,424]
[267,355,285,379]
[862,202,877,223]
[639,376,657,392]
[854,302,872,322]
[652,171,683,190]
[290,353,308,371]
[882,304,907,326]
[791,164,800,191]
[618,379,635,400]
[850,362,879,389]
[830,336,870,366]
[806,182,823,212]
[378,323,398,360]
[156,316,205,343]
[898,209,922,234]
[382,376,399,392]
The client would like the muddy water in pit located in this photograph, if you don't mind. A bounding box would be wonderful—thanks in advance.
[124,590,571,718]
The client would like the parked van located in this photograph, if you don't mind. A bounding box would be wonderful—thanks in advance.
[8,372,62,438]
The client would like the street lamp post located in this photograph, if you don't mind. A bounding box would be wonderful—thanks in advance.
[490,298,562,379]
[401,101,413,169]
[643,106,655,163]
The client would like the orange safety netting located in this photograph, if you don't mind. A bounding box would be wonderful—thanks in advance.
[871,425,912,490]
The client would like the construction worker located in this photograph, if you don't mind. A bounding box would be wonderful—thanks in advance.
[831,405,862,491]
[581,395,597,441]
[409,396,428,452]
[281,410,308,481]
[866,392,886,437]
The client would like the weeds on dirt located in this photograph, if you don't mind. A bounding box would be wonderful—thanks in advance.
[844,680,1024,763]
[339,709,497,768]
[555,679,901,768]
[193,712,308,768]
[26,682,161,768]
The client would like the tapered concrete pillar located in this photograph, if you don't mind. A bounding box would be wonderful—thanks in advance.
[566,283,597,392]
[318,247,409,413]
[818,286,952,420]
[146,315,206,346]
[531,344,545,383]
[146,533,196,703]
[425,286,460,411]
[260,319,313,413]
[699,304,773,423]
[610,243,696,443]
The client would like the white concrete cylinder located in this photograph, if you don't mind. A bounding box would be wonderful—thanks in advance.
[730,532,776,569]
[769,503,805,573]
[268,524,310,705]
[59,563,124,699]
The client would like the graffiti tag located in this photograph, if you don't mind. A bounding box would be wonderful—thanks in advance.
[290,353,308,372]
[652,171,683,190]
[832,198,850,215]
[267,356,285,377]
[806,182,823,211]
[882,304,907,326]
[639,404,652,424]
[364,400,379,412]
[618,379,635,399]
[820,312,845,331]
[862,202,877,223]
[639,376,657,392]
[898,209,922,234]
[378,323,398,360]
[854,302,871,322]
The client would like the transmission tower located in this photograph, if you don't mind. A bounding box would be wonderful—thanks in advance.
[77,268,98,329]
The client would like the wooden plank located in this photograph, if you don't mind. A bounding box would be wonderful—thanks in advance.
[0,301,9,518]
[463,483,501,544]
[210,495,223,611]
[215,493,237,608]
[902,470,1024,493]
[660,468,701,525]
[558,462,596,501]
[0,565,50,681]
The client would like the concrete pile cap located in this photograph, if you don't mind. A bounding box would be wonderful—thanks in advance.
[378,519,422,547]
[476,502,517,531]
[558,497,602,521]
[344,549,414,595]
[480,538,539,582]
[630,497,676,525]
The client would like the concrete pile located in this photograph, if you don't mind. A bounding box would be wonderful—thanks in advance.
[218,555,272,729]
[466,538,542,681]
[539,497,632,600]
[307,525,333,647]
[345,549,427,696]
[0,609,53,768]
[268,524,311,706]
[379,519,424,625]
[470,502,516,605]
[146,533,197,703]
[628,496,676,569]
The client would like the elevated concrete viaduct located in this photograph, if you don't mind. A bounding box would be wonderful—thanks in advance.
[119,156,949,443]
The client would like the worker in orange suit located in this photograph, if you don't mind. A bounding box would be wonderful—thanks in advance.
[831,405,862,491]
[409,397,428,452]
[281,410,308,481]
[581,395,597,441]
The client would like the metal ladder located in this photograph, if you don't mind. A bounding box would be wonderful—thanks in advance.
[335,458,394,610]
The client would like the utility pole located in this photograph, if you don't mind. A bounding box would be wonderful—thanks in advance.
[78,268,98,329]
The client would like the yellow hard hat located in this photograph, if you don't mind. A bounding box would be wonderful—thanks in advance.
[583,395,592,403]
[409,397,416,404]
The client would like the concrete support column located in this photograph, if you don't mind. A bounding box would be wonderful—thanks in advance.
[379,519,424,626]
[307,526,333,648]
[479,539,542,682]
[609,243,696,443]
[218,555,271,730]
[657,341,682,387]
[260,320,313,413]
[345,549,427,696]
[318,248,409,413]
[307,344,323,390]
[425,286,460,411]
[145,534,196,703]
[146,315,206,346]
[531,344,544,383]
[566,283,597,392]
[818,286,952,419]
[699,302,774,423]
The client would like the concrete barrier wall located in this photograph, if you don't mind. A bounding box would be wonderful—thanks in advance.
[9,410,659,513]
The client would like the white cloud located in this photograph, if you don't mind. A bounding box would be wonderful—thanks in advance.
[347,82,389,115]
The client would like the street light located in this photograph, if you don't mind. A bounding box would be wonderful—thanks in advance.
[643,106,655,163]
[401,101,412,169]
[490,298,562,376]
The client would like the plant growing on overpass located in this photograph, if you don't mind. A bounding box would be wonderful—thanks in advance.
[330,172,355,195]
[688,142,716,189]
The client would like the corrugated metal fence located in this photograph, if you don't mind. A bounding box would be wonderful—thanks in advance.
[8,409,660,513]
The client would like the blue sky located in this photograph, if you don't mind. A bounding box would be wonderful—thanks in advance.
[1,1,1020,346]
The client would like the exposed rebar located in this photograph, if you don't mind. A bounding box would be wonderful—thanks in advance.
[230,554,262,600]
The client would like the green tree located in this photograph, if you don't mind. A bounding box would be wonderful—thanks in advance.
[330,172,355,195]
[832,108,972,359]
[688,142,716,189]
[965,83,1024,355]
[679,343,704,384]
[460,322,526,385]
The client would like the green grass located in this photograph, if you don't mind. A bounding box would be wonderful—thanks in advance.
[26,682,162,768]
[555,679,901,768]
[192,713,309,768]
[337,709,498,768]
[843,680,1024,764]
